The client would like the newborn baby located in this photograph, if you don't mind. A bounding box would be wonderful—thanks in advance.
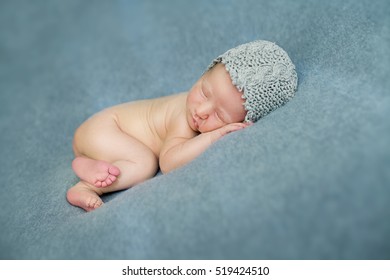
[67,40,298,211]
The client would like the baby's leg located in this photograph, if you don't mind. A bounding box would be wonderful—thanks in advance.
[67,110,158,211]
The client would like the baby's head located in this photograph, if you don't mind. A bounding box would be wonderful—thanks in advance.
[187,40,297,133]
[207,40,298,123]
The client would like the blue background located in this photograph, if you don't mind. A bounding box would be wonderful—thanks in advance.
[0,0,389,259]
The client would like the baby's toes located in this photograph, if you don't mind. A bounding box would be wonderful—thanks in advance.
[94,181,103,188]
[108,166,120,176]
[87,202,102,211]
[92,199,103,209]
[86,197,101,209]
[105,178,113,186]
[107,174,117,183]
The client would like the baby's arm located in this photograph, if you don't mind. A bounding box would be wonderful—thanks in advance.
[159,123,248,173]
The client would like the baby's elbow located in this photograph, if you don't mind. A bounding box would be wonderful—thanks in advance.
[159,157,172,174]
[160,164,169,175]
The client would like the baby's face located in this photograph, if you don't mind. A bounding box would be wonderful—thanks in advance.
[186,63,247,133]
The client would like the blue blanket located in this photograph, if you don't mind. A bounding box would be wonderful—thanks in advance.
[0,0,389,259]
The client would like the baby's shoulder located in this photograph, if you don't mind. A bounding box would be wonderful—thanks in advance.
[159,92,187,119]
[164,92,196,139]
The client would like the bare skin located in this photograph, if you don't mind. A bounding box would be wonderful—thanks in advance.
[67,63,250,211]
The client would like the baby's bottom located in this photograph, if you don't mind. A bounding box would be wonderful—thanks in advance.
[67,111,158,211]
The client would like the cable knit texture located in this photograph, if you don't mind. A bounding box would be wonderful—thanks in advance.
[207,40,298,123]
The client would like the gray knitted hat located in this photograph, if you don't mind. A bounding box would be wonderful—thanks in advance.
[207,40,298,123]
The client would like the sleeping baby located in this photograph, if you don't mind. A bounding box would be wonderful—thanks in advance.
[67,40,298,211]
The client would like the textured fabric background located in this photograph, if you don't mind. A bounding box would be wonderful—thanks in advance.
[0,0,389,259]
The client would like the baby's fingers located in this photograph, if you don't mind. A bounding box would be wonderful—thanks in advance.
[211,122,250,142]
[223,123,248,134]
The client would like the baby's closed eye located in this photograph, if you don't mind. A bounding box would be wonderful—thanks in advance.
[200,88,208,99]
[215,111,228,123]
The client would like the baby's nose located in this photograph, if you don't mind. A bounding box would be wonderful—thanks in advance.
[196,102,213,119]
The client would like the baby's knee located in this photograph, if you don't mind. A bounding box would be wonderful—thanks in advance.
[137,153,159,178]
[72,120,101,156]
[72,125,85,155]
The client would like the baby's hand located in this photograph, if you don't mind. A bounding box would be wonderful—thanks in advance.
[219,122,250,135]
[210,122,252,143]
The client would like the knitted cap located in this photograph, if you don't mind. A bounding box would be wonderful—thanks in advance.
[207,40,298,123]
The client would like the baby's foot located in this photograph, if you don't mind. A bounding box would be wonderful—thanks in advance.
[72,156,120,188]
[67,182,104,212]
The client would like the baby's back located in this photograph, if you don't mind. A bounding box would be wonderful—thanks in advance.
[104,93,188,157]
